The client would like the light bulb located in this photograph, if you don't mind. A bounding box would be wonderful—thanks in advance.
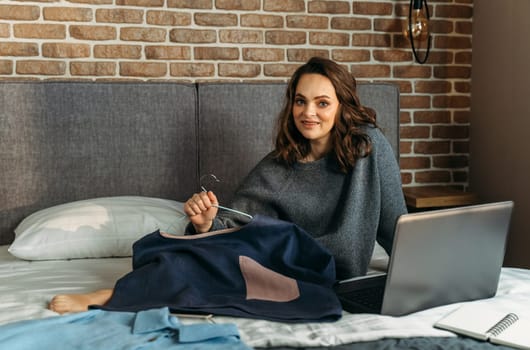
[403,8,429,42]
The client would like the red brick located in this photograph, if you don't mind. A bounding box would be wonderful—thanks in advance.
[414,111,451,124]
[401,172,413,185]
[116,0,164,6]
[454,81,471,93]
[120,27,167,42]
[0,42,38,56]
[16,60,66,75]
[194,47,239,60]
[70,61,116,76]
[434,36,471,49]
[353,2,392,16]
[120,62,167,77]
[170,62,215,77]
[167,0,212,9]
[414,141,451,154]
[146,10,191,26]
[373,49,411,62]
[374,18,405,33]
[433,155,468,169]
[241,14,284,28]
[195,13,237,26]
[414,171,451,184]
[432,125,469,139]
[400,141,412,155]
[243,48,284,62]
[308,1,350,14]
[0,23,8,38]
[216,0,260,11]
[435,5,473,19]
[351,64,391,78]
[265,31,306,45]
[287,49,329,62]
[218,63,260,78]
[96,9,144,23]
[219,30,263,44]
[400,156,431,170]
[69,25,117,40]
[400,125,430,139]
[264,63,300,77]
[264,0,305,12]
[169,29,216,43]
[145,45,191,59]
[310,32,349,46]
[94,45,142,58]
[453,111,470,124]
[455,52,472,64]
[430,19,454,34]
[331,49,370,62]
[42,43,90,58]
[331,17,371,30]
[0,5,39,20]
[286,15,328,29]
[434,66,471,79]
[415,80,451,94]
[0,60,13,74]
[14,24,66,39]
[352,33,391,47]
[455,21,472,35]
[43,7,93,21]
[394,65,432,79]
[433,95,470,109]
[453,140,469,154]
[400,95,431,109]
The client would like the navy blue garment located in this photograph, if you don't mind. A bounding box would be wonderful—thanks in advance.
[101,215,342,322]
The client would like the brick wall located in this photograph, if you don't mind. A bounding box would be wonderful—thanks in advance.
[0,0,473,188]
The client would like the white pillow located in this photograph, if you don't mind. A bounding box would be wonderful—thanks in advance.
[8,196,189,261]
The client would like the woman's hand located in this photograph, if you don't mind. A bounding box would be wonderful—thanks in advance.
[184,191,219,233]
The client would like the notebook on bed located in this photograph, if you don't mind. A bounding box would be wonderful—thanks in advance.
[335,201,514,316]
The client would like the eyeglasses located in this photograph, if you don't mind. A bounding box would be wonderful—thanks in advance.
[200,174,253,219]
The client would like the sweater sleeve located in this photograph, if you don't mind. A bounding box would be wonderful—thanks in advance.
[373,130,408,254]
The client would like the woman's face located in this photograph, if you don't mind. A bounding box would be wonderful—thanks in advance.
[292,73,340,153]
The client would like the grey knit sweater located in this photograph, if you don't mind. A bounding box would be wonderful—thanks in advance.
[200,127,407,280]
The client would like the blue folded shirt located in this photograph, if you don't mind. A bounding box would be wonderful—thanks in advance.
[0,307,250,350]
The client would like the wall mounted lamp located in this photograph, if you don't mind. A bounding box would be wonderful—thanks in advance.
[403,0,431,64]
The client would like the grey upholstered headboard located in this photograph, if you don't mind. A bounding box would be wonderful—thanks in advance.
[0,81,399,245]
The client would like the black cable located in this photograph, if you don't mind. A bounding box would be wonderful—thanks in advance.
[408,0,431,64]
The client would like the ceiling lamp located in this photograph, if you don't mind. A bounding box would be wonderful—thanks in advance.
[403,0,431,64]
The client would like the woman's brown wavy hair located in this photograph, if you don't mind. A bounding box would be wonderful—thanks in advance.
[273,57,377,173]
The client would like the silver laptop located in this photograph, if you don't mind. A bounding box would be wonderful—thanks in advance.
[335,201,513,316]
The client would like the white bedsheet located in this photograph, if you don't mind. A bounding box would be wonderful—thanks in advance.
[0,245,131,326]
[1,245,530,348]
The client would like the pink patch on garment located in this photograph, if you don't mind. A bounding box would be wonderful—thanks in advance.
[239,255,300,302]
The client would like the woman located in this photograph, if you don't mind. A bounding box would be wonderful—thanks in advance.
[185,56,406,280]
[48,57,406,314]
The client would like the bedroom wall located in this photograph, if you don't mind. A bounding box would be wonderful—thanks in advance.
[470,0,530,268]
[0,0,473,188]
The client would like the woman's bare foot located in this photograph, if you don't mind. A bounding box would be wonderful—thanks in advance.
[48,289,113,314]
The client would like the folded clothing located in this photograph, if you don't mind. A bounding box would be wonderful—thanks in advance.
[0,307,250,350]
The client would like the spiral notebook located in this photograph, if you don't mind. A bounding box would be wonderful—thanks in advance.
[435,303,530,350]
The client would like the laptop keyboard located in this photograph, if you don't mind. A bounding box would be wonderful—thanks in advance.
[342,285,384,311]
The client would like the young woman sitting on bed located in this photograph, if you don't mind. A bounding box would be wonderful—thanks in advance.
[48,56,407,314]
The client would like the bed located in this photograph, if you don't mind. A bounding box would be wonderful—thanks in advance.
[1,81,529,349]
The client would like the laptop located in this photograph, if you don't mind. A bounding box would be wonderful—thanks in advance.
[335,201,514,316]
